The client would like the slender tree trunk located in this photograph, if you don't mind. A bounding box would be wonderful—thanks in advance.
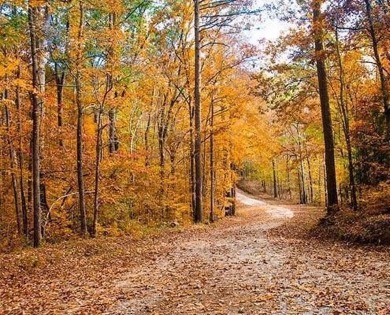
[109,109,118,153]
[323,157,328,207]
[300,161,307,204]
[297,168,302,203]
[189,105,196,216]
[28,2,46,247]
[144,112,152,167]
[209,100,215,222]
[286,156,292,199]
[194,0,203,223]
[92,106,102,237]
[55,64,65,147]
[334,27,358,210]
[306,156,314,203]
[75,0,87,236]
[272,159,278,198]
[318,160,322,205]
[15,68,28,236]
[202,133,208,199]
[4,88,22,234]
[312,0,338,214]
[296,124,307,204]
[108,12,119,155]
[364,0,390,139]
[15,66,28,237]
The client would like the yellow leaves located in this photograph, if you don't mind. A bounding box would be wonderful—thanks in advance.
[84,115,96,137]
[0,57,20,78]
[28,0,47,8]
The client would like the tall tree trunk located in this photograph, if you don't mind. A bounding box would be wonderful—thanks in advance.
[108,12,119,155]
[194,0,203,223]
[209,100,215,222]
[93,11,116,236]
[92,106,102,237]
[15,66,28,236]
[189,105,196,217]
[28,1,47,247]
[144,95,152,167]
[312,0,338,214]
[334,26,358,210]
[296,124,307,204]
[4,87,21,234]
[364,0,390,139]
[75,0,87,236]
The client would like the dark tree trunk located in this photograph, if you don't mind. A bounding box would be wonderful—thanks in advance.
[189,105,196,217]
[364,0,390,139]
[272,159,278,198]
[194,0,203,223]
[286,156,292,200]
[313,1,339,214]
[75,0,87,236]
[109,109,119,154]
[15,65,28,236]
[209,100,215,222]
[55,64,65,147]
[144,112,151,167]
[92,106,102,237]
[334,27,358,210]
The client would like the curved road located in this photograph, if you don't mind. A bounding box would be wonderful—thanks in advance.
[1,190,389,314]
[108,190,389,314]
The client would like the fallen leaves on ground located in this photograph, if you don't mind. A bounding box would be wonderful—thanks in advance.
[1,192,389,314]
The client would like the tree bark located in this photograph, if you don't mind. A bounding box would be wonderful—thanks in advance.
[306,156,314,203]
[364,0,390,139]
[75,0,87,236]
[194,0,203,223]
[28,1,47,247]
[209,100,215,222]
[272,159,278,198]
[92,106,102,237]
[55,64,65,147]
[109,109,119,153]
[4,87,21,234]
[15,66,28,236]
[334,27,358,210]
[189,104,196,217]
[312,0,338,214]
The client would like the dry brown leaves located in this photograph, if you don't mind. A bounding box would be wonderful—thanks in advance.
[1,197,389,315]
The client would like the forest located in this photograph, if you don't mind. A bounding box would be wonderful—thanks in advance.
[0,0,389,248]
[1,0,390,313]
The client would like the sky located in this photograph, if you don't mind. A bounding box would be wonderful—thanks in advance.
[242,0,291,44]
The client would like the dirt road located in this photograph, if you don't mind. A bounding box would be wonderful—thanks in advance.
[1,190,389,314]
[109,190,389,314]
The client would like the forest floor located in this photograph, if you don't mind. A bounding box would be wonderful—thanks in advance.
[1,190,389,315]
